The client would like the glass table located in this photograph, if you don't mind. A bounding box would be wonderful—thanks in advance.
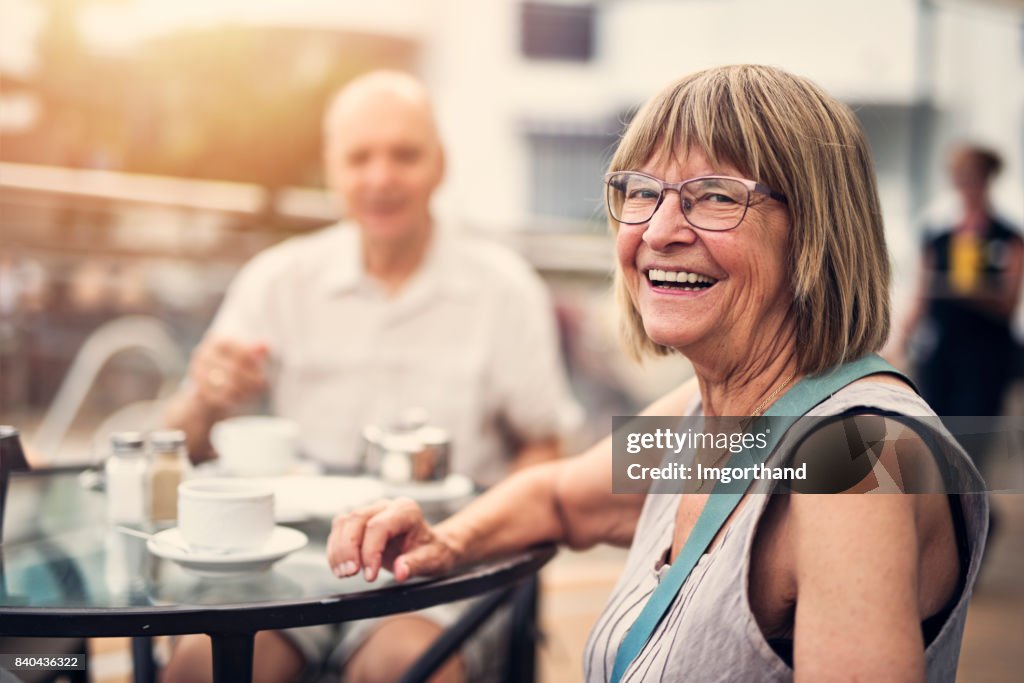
[0,470,555,682]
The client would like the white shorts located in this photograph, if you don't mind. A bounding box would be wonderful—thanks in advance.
[281,593,512,682]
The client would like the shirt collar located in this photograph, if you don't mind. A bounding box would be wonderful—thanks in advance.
[319,221,474,300]
[319,223,364,294]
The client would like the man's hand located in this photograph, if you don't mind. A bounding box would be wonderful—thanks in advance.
[327,498,462,583]
[189,337,269,413]
[164,336,270,463]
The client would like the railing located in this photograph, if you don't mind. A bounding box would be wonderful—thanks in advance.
[31,316,186,463]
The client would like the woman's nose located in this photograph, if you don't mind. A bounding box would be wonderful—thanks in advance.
[641,197,699,252]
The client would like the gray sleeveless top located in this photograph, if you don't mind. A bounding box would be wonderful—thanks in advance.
[584,383,988,682]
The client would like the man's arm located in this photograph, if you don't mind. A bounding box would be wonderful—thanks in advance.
[167,240,288,461]
[493,265,583,472]
[163,385,222,464]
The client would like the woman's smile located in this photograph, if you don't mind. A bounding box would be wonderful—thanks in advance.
[644,267,720,294]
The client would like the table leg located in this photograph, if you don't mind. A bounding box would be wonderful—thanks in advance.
[506,576,540,683]
[210,632,254,683]
[131,636,156,683]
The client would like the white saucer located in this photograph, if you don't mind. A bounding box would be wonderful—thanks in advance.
[381,474,475,504]
[148,527,308,577]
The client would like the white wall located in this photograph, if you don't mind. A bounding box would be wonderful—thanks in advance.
[426,0,1021,319]
[928,1,1024,224]
[429,0,934,232]
[919,0,1024,332]
[601,0,922,104]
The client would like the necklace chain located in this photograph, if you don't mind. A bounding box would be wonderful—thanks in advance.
[695,372,795,493]
[750,373,794,417]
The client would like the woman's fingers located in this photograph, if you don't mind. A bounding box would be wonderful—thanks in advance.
[393,543,451,583]
[327,501,390,577]
[359,498,427,582]
[328,499,438,583]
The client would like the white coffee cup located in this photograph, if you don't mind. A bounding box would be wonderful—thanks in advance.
[177,479,275,554]
[210,416,299,476]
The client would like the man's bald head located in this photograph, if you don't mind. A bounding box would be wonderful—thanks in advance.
[323,71,441,152]
[322,70,445,248]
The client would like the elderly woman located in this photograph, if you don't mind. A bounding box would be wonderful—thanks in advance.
[328,65,987,682]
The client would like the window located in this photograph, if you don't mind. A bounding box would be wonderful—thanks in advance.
[520,2,595,62]
[525,121,620,227]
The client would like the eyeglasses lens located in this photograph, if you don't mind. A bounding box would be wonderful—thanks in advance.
[606,173,750,230]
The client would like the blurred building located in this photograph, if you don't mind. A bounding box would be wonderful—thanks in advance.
[4,0,1022,236]
[1,0,1023,433]
[420,1,1024,306]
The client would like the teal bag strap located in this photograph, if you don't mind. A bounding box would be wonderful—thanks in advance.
[609,354,904,683]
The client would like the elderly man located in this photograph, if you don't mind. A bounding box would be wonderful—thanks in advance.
[162,71,579,683]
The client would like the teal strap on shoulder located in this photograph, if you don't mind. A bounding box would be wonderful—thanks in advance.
[609,354,903,682]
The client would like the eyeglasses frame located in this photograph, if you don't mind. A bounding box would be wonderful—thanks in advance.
[603,170,788,231]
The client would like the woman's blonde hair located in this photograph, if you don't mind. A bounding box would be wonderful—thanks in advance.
[610,64,889,375]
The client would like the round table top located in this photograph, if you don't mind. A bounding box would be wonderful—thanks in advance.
[0,470,556,637]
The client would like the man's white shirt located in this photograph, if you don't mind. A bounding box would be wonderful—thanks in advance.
[209,222,581,486]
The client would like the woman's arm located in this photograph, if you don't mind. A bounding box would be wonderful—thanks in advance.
[790,493,925,682]
[787,414,957,682]
[326,377,699,582]
[323,434,626,583]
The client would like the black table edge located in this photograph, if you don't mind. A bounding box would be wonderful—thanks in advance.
[0,545,558,637]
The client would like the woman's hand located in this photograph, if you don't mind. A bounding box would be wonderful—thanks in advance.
[326,381,697,585]
[327,498,462,583]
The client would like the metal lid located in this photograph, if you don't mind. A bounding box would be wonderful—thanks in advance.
[362,424,384,445]
[149,429,186,452]
[417,426,451,446]
[381,433,423,455]
[394,407,430,431]
[110,431,146,453]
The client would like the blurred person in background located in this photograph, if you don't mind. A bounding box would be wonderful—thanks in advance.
[162,71,579,683]
[896,144,1023,446]
[328,65,988,682]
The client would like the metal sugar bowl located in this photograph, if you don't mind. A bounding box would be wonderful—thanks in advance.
[361,411,452,484]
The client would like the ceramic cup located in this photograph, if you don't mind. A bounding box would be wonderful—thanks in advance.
[210,416,299,477]
[177,479,274,554]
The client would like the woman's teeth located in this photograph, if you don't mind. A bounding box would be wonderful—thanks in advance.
[647,269,717,290]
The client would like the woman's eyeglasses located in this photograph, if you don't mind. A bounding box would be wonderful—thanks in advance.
[604,171,787,231]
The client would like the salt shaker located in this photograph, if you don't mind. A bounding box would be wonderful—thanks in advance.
[105,431,148,526]
[147,429,187,526]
